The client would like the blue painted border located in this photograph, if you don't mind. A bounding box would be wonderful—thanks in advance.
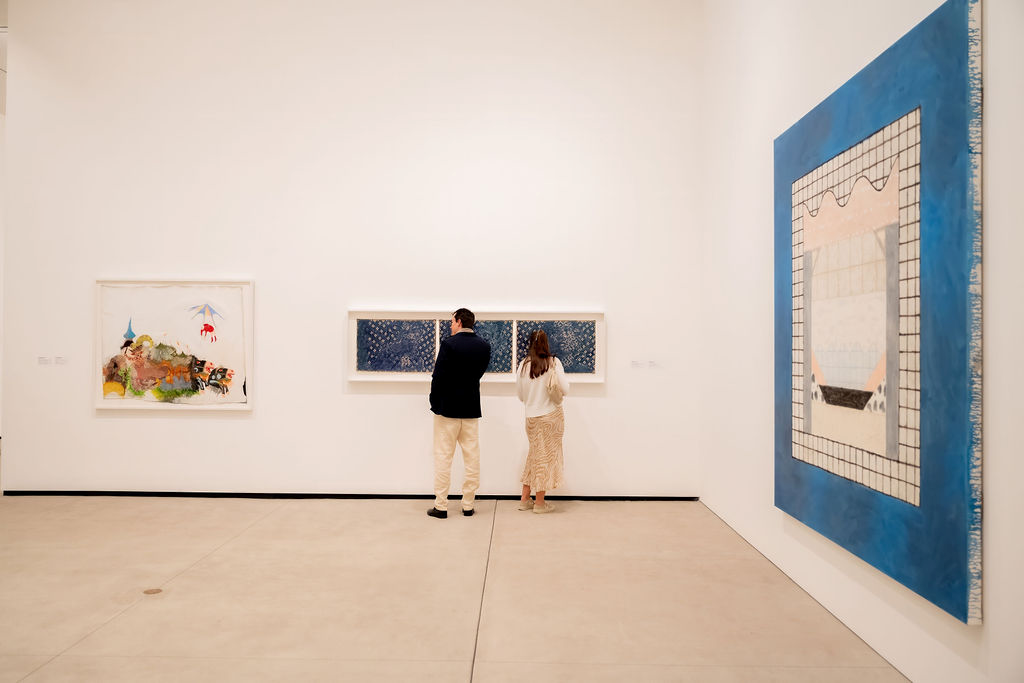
[773,0,981,622]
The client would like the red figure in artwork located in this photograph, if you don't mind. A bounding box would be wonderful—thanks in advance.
[200,323,217,342]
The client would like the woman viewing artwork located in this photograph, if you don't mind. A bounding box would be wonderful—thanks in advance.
[515,329,570,514]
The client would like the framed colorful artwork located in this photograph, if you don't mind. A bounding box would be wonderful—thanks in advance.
[96,280,254,410]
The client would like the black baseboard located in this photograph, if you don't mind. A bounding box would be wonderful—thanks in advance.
[2,490,698,502]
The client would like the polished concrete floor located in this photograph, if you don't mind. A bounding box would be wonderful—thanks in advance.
[0,497,905,682]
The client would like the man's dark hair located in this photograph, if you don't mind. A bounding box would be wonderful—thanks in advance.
[453,308,475,329]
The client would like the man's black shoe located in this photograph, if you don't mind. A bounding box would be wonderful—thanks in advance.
[462,508,474,517]
[427,507,447,519]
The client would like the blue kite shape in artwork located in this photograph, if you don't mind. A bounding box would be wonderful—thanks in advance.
[189,303,225,323]
[123,318,136,340]
[190,303,226,343]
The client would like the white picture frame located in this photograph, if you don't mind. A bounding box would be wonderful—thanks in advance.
[95,279,255,411]
[347,310,605,384]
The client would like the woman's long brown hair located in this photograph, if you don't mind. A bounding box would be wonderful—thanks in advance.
[525,330,553,379]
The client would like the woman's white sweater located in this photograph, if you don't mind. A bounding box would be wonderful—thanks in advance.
[515,358,570,418]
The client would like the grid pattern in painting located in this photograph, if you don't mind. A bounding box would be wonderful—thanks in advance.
[790,108,921,506]
[515,320,597,374]
[356,319,436,372]
[439,320,514,373]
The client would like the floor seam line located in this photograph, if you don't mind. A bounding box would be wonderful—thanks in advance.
[473,659,904,668]
[17,500,286,681]
[154,500,287,589]
[18,655,59,682]
[469,498,498,683]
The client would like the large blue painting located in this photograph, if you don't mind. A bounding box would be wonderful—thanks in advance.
[516,320,597,374]
[356,319,435,372]
[774,0,981,623]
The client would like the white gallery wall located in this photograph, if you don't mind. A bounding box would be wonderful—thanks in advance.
[1,1,704,495]
[697,1,1024,682]
[0,0,6,435]
[5,1,1024,681]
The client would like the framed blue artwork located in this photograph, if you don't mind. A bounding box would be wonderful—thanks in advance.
[515,320,597,374]
[349,311,605,383]
[774,0,982,623]
[356,319,436,372]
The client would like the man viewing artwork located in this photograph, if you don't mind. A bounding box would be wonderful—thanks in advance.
[427,308,491,518]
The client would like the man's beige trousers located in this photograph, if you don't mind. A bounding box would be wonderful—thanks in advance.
[433,415,480,511]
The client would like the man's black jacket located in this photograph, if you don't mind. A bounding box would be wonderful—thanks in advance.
[429,330,491,418]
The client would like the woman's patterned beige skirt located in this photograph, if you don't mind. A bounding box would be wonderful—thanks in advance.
[521,406,565,491]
